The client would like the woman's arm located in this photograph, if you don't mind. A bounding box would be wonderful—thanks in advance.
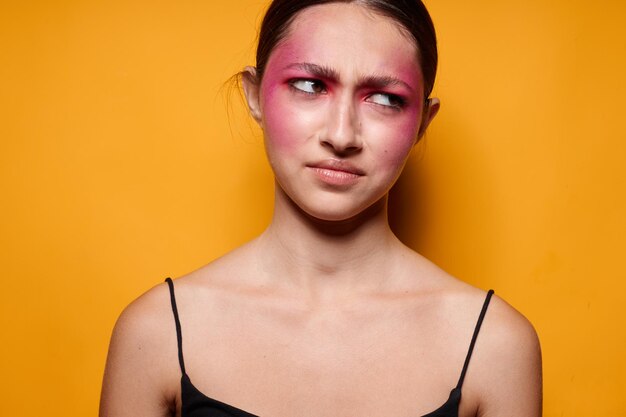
[99,285,178,417]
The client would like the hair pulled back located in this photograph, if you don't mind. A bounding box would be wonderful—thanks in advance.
[255,0,438,100]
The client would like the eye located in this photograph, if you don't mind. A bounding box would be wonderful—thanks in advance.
[366,93,406,110]
[289,79,326,95]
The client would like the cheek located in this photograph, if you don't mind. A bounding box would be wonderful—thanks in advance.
[260,81,321,156]
[371,106,422,169]
[259,76,297,154]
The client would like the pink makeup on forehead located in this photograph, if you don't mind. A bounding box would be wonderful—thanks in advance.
[261,31,423,97]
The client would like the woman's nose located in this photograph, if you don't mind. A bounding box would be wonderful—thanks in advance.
[320,95,362,155]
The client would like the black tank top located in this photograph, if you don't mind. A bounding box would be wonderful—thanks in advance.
[165,277,495,417]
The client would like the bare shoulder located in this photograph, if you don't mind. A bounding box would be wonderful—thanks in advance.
[403,252,542,416]
[112,281,181,360]
[480,293,541,353]
[114,280,176,332]
[100,281,180,417]
[408,254,540,353]
[476,292,542,388]
[459,290,543,417]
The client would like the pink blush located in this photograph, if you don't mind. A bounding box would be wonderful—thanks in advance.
[258,46,311,153]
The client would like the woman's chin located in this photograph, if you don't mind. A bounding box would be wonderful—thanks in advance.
[291,196,387,226]
[274,181,388,225]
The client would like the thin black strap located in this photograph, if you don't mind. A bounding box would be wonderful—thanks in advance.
[165,277,186,375]
[456,289,494,389]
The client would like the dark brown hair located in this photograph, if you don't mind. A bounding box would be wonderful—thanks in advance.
[255,0,438,100]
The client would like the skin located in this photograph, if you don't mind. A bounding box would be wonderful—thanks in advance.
[253,14,426,223]
[100,4,542,417]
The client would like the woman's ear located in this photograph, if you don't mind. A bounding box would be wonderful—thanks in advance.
[417,97,440,139]
[241,66,262,125]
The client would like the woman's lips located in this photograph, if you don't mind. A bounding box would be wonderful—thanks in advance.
[306,160,364,186]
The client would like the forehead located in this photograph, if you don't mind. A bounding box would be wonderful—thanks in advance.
[266,3,422,81]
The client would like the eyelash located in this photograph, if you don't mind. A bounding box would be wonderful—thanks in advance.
[288,78,407,111]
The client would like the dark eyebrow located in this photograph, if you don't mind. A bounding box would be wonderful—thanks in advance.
[284,62,414,93]
[358,74,414,93]
[284,62,339,80]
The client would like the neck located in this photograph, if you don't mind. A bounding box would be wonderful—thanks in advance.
[254,183,405,300]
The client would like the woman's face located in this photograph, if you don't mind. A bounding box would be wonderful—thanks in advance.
[245,3,438,222]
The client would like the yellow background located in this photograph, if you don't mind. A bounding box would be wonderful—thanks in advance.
[1,0,624,415]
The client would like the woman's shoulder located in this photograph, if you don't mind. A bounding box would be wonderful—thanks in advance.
[118,250,250,328]
[112,279,177,344]
[466,287,542,381]
[429,267,540,362]
[460,288,542,414]
[407,253,542,412]
[456,285,540,377]
[108,280,182,377]
[442,276,539,357]
[122,244,264,334]
[101,281,183,415]
[408,251,538,340]
[428,273,541,413]
[104,255,241,378]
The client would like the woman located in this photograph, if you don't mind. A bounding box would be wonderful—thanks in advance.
[100,1,542,416]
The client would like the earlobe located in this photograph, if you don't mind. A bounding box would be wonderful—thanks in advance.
[241,66,263,125]
[417,97,440,140]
